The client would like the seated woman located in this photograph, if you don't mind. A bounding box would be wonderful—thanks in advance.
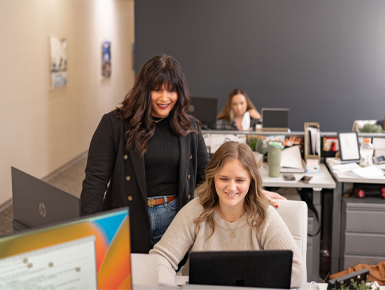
[149,141,305,288]
[216,88,261,130]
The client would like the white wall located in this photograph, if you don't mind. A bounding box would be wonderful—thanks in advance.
[0,0,135,206]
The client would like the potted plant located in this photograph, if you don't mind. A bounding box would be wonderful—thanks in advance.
[334,279,380,290]
[247,136,267,168]
[359,123,383,133]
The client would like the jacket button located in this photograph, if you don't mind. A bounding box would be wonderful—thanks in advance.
[126,176,131,181]
[189,155,192,160]
[127,196,133,201]
[187,195,191,200]
[123,154,128,160]
[187,175,190,179]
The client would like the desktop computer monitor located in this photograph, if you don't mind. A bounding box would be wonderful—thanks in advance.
[189,250,293,289]
[0,208,132,289]
[188,96,218,128]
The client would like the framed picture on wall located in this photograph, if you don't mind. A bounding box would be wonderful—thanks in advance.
[49,37,67,88]
[101,40,111,78]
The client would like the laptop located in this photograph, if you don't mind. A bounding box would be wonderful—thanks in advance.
[189,250,293,289]
[188,96,218,128]
[261,108,290,131]
[11,167,80,232]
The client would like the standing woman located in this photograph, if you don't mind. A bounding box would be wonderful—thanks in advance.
[216,88,261,131]
[80,55,210,253]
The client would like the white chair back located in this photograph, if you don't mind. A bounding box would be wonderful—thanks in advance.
[274,199,308,283]
[130,253,159,286]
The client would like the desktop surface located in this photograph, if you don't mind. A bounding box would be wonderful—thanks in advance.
[326,158,385,183]
[260,163,336,189]
[132,282,332,290]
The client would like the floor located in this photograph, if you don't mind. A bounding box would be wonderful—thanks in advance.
[0,156,87,238]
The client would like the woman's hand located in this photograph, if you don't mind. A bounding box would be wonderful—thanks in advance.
[248,109,261,120]
[262,189,286,208]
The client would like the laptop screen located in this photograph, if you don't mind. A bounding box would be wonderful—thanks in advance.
[189,250,293,289]
[0,208,132,289]
[188,96,218,126]
[262,108,290,131]
[11,167,80,230]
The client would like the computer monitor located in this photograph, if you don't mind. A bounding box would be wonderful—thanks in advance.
[0,208,132,289]
[188,96,218,128]
[261,108,290,131]
[189,250,293,289]
[11,167,80,232]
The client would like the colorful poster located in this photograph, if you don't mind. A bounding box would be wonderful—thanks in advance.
[102,41,111,78]
[49,37,67,88]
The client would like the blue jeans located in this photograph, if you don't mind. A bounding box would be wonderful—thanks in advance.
[148,196,179,247]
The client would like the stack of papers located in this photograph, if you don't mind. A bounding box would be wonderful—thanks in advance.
[308,127,320,154]
[280,146,305,173]
[331,163,385,178]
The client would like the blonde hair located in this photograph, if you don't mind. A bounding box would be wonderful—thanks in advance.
[194,141,269,238]
[217,88,256,122]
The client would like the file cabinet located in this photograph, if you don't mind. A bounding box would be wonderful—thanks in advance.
[340,197,385,269]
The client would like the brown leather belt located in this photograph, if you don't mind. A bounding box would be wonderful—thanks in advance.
[147,195,177,207]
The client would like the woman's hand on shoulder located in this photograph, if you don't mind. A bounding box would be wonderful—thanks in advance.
[262,189,286,209]
[248,109,261,120]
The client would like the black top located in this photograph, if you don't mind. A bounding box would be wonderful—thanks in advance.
[80,111,210,253]
[144,116,180,197]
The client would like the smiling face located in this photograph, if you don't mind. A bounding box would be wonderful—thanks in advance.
[151,84,178,118]
[214,158,251,214]
[232,94,248,118]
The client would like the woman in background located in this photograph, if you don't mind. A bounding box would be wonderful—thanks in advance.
[149,141,304,288]
[216,88,260,131]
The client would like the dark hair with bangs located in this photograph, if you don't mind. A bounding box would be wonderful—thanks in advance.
[114,55,198,156]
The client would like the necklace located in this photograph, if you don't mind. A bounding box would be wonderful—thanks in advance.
[221,211,246,238]
[153,114,169,123]
[154,117,165,123]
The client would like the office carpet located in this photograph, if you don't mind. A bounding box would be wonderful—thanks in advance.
[0,156,87,238]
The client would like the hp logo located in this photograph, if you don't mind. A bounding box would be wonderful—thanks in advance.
[39,202,46,217]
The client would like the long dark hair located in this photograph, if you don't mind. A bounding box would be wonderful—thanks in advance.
[114,55,198,156]
[217,88,256,121]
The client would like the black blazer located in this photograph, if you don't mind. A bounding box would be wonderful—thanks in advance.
[80,111,210,253]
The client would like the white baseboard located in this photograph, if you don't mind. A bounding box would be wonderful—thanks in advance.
[42,150,88,182]
[0,198,12,212]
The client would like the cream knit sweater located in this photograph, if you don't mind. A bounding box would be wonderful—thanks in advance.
[149,198,305,288]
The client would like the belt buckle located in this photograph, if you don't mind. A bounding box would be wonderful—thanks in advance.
[148,198,155,207]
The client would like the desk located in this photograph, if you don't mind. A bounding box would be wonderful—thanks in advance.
[326,158,385,274]
[259,164,336,282]
[133,282,331,290]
